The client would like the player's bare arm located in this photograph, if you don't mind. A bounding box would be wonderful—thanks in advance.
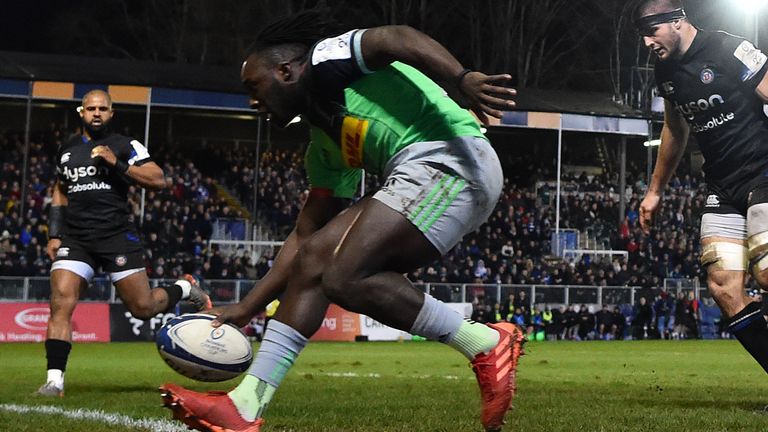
[359,25,516,124]
[90,145,166,190]
[756,71,768,102]
[211,189,347,327]
[640,99,689,233]
[46,180,68,261]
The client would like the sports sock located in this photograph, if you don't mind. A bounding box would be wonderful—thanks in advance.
[449,319,501,360]
[175,279,192,299]
[45,339,71,385]
[729,301,768,374]
[410,294,499,360]
[46,369,64,387]
[228,320,308,421]
[159,284,183,311]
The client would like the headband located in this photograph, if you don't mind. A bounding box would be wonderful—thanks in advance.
[634,8,687,33]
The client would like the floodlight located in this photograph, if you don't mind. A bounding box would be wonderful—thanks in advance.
[643,139,661,147]
[732,0,768,12]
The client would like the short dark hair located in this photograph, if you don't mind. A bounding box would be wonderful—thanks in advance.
[246,9,344,64]
[632,0,684,22]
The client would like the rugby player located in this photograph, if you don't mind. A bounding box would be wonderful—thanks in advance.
[159,12,523,432]
[37,90,212,397]
[636,0,768,373]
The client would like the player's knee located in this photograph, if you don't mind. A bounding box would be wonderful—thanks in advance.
[754,270,768,289]
[49,295,78,321]
[292,237,327,283]
[748,216,768,288]
[706,277,742,306]
[125,298,156,319]
[700,241,747,273]
[320,269,354,304]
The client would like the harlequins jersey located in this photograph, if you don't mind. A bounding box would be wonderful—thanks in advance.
[56,131,152,238]
[302,29,485,198]
[655,30,768,191]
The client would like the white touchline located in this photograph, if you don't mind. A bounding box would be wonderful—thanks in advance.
[0,403,187,432]
[298,372,468,380]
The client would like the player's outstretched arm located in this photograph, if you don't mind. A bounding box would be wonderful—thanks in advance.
[211,189,347,327]
[640,100,689,234]
[359,25,516,124]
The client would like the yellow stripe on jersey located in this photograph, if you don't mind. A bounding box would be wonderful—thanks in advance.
[340,116,368,168]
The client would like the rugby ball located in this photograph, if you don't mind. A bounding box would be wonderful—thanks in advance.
[156,313,253,382]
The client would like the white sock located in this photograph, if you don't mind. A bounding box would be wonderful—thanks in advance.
[47,369,64,387]
[175,279,192,299]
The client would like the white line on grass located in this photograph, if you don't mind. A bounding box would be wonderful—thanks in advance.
[300,371,469,380]
[0,403,187,432]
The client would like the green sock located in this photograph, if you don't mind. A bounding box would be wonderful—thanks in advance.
[228,374,277,422]
[448,320,500,360]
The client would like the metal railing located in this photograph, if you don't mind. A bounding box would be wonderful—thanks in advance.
[0,277,708,307]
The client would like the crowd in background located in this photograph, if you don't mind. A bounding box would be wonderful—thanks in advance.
[467,288,719,341]
[1,128,710,297]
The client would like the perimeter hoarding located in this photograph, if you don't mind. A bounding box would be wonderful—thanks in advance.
[0,302,110,342]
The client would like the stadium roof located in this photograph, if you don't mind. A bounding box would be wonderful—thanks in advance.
[0,50,242,93]
[0,50,652,122]
[514,88,646,118]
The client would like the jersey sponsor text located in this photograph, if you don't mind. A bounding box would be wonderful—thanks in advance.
[61,165,109,182]
[674,94,725,120]
[341,116,368,168]
[68,181,113,193]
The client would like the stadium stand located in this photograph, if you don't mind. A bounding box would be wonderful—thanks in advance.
[1,124,729,340]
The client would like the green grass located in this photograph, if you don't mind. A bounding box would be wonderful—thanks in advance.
[1,340,767,431]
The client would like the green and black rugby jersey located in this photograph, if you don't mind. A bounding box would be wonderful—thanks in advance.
[303,29,485,198]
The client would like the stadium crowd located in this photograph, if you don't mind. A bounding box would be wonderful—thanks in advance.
[465,289,715,341]
[1,128,710,301]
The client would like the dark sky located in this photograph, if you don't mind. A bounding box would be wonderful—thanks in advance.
[0,0,63,53]
[0,1,766,58]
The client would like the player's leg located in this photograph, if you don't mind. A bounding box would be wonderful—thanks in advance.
[112,270,210,318]
[747,189,768,292]
[38,256,93,396]
[268,138,517,431]
[160,138,518,432]
[106,234,211,318]
[160,202,369,432]
[701,209,768,374]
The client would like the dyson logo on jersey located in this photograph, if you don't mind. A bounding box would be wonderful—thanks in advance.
[674,94,725,120]
[62,165,110,182]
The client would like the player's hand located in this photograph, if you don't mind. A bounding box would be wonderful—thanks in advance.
[639,192,662,235]
[209,303,253,328]
[458,71,516,125]
[46,238,62,261]
[90,145,117,166]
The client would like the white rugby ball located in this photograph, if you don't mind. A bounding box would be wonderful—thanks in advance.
[156,313,253,382]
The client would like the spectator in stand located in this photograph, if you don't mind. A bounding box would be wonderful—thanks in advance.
[577,304,596,340]
[595,304,613,340]
[611,306,626,340]
[563,305,579,340]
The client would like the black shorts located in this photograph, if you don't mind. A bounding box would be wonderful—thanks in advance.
[53,230,145,273]
[703,177,768,216]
